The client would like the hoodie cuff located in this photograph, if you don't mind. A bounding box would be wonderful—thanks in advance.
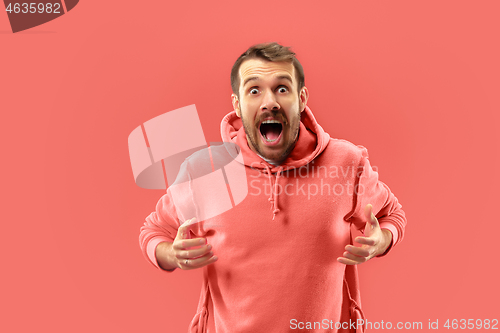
[377,222,399,257]
[147,236,175,273]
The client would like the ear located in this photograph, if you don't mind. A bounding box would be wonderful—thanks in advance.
[299,86,309,112]
[231,93,241,117]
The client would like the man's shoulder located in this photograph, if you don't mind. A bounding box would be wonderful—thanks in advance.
[182,143,239,176]
[324,138,369,159]
[185,143,236,161]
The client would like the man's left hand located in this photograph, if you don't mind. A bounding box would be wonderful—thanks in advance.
[337,204,393,265]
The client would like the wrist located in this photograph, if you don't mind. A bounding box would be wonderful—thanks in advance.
[378,229,393,257]
[156,241,178,271]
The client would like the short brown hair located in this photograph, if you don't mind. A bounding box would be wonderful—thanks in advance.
[231,42,305,97]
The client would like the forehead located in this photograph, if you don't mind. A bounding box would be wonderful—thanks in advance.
[239,58,296,87]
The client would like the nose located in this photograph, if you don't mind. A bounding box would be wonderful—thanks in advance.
[260,90,280,111]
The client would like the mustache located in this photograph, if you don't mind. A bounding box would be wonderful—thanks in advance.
[255,111,289,126]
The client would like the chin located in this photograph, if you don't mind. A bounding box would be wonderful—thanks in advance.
[258,146,288,161]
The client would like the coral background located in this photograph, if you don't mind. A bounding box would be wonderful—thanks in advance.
[1,1,499,332]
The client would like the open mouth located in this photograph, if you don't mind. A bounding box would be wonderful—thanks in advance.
[259,120,283,143]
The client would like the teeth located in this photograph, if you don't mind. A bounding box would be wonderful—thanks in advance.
[261,120,281,124]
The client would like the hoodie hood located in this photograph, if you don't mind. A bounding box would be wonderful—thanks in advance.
[220,106,330,220]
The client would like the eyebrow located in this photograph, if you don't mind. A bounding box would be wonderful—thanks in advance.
[242,75,293,87]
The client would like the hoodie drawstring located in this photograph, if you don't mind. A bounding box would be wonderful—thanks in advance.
[262,163,284,220]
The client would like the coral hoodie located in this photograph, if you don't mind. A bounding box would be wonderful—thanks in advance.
[139,106,407,333]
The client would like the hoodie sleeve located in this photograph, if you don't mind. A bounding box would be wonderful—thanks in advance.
[139,189,181,272]
[345,146,407,257]
[139,153,206,272]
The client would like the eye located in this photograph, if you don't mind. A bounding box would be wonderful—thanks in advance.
[277,86,288,93]
[250,88,259,95]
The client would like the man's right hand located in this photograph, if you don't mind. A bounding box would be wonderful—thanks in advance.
[156,218,218,271]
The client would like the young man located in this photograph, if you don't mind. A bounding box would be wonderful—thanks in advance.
[140,42,406,332]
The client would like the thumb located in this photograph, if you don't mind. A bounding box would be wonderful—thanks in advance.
[363,204,379,236]
[177,217,197,240]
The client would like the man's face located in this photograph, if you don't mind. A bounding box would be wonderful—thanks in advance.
[231,58,309,163]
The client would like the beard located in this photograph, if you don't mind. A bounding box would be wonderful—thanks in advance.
[240,108,301,164]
